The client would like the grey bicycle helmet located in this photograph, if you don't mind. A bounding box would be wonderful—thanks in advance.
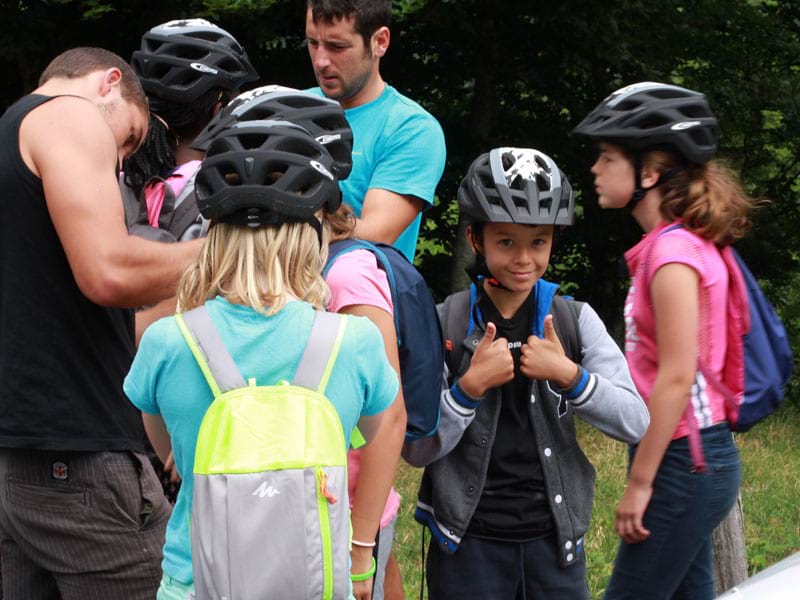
[195,121,341,230]
[132,19,258,104]
[192,85,353,179]
[572,82,718,165]
[458,147,575,226]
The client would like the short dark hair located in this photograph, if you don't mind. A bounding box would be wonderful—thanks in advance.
[39,47,147,113]
[308,0,392,47]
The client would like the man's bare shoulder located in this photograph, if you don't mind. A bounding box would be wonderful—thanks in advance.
[20,96,115,177]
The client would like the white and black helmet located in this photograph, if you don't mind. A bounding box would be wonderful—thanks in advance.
[458,148,575,226]
[572,82,718,165]
[192,85,353,179]
[195,120,341,229]
[132,19,258,104]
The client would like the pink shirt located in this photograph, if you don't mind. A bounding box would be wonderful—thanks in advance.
[143,160,202,227]
[624,221,731,439]
[326,248,400,528]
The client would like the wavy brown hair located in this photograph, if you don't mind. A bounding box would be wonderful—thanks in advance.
[326,203,357,241]
[644,150,757,246]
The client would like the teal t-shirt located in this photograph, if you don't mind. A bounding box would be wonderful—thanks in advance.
[124,297,399,584]
[309,84,446,262]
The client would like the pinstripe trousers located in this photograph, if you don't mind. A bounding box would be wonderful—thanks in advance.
[0,448,171,600]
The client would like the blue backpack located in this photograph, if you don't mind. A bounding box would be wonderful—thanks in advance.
[649,225,793,469]
[708,248,793,432]
[324,239,443,442]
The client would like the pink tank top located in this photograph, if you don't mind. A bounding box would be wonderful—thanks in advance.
[624,221,731,439]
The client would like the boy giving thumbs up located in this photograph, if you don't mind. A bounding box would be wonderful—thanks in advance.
[411,148,650,600]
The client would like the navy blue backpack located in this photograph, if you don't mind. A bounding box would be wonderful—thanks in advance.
[708,248,793,432]
[324,239,443,441]
[650,225,793,470]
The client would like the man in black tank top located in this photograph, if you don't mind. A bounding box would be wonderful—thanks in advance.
[0,48,202,599]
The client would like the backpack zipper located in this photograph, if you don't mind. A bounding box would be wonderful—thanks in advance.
[316,466,337,600]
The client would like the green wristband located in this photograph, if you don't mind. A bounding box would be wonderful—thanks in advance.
[350,556,377,582]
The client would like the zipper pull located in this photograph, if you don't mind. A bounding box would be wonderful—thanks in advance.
[317,467,338,504]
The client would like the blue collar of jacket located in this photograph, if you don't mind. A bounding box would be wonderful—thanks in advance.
[467,278,560,338]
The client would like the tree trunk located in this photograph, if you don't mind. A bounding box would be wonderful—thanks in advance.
[712,494,748,595]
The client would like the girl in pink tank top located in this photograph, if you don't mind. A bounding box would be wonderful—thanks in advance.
[573,82,757,599]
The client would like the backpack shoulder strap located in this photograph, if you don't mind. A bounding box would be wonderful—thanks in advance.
[175,306,246,396]
[324,239,368,275]
[293,311,347,394]
[167,164,202,239]
[439,290,471,378]
[550,296,584,364]
[324,239,402,333]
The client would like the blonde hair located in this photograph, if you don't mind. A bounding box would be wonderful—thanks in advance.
[644,150,756,246]
[177,219,330,314]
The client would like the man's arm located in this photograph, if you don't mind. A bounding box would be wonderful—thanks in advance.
[21,97,199,308]
[354,188,424,245]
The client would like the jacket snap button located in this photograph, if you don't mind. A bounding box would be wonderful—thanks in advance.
[567,553,574,562]
[554,494,563,504]
[480,438,487,446]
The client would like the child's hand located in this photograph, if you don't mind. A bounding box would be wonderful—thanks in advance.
[458,322,515,398]
[520,315,578,387]
[615,480,653,543]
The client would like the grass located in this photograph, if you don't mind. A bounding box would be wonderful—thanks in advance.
[392,403,800,599]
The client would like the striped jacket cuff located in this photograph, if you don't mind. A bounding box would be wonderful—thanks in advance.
[449,381,482,411]
[560,366,597,407]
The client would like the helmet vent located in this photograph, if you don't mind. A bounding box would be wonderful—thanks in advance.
[650,88,687,100]
[223,171,242,186]
[679,104,708,119]
[238,134,266,150]
[535,173,550,191]
[635,115,670,129]
[218,57,242,73]
[172,44,208,60]
[614,100,642,112]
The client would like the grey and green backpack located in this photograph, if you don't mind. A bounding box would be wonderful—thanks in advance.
[176,306,352,600]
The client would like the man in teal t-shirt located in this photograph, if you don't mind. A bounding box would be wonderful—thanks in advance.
[305,0,446,262]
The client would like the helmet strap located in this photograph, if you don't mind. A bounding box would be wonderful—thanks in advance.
[464,253,513,292]
[627,154,687,213]
[627,153,657,213]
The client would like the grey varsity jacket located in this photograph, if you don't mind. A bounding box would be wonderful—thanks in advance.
[410,282,649,568]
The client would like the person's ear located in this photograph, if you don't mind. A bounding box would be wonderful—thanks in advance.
[465,224,482,254]
[371,26,390,58]
[640,161,661,189]
[99,67,123,97]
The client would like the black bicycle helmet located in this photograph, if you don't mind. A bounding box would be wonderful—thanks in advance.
[195,121,341,230]
[132,19,259,104]
[192,85,353,179]
[572,82,718,165]
[458,147,575,226]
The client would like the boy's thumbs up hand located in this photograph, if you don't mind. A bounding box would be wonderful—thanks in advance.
[458,322,515,399]
[520,315,578,387]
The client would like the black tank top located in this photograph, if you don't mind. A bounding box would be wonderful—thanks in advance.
[0,95,143,452]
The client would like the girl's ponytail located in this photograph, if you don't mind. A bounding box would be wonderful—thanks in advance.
[647,151,756,246]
